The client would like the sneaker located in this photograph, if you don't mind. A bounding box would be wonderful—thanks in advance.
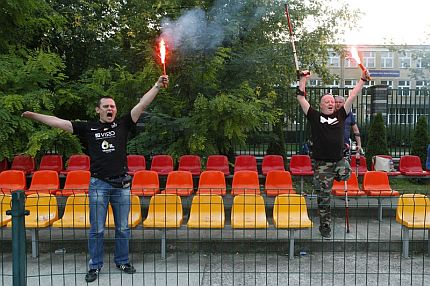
[85,268,100,283]
[319,225,331,239]
[116,263,136,274]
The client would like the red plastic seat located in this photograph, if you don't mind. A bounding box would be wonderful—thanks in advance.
[61,154,90,175]
[38,154,63,173]
[27,170,59,195]
[58,170,91,196]
[163,171,194,196]
[399,155,430,176]
[231,170,260,196]
[11,155,35,175]
[234,155,257,173]
[264,170,295,197]
[362,171,399,197]
[197,171,227,196]
[289,155,313,176]
[350,156,368,176]
[206,155,230,176]
[0,170,26,194]
[131,170,160,196]
[331,173,365,196]
[261,155,285,176]
[150,155,174,175]
[178,155,201,175]
[371,155,401,176]
[127,155,146,175]
[0,159,8,172]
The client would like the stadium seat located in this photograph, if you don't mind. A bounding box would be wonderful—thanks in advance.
[26,170,59,195]
[234,155,257,173]
[0,195,12,227]
[350,156,368,176]
[106,195,142,228]
[61,154,90,175]
[178,155,201,175]
[11,154,35,175]
[362,171,399,221]
[206,155,230,176]
[371,155,401,176]
[58,170,90,196]
[0,170,26,195]
[38,154,63,173]
[231,170,260,196]
[187,194,225,228]
[273,194,313,259]
[163,171,194,196]
[52,194,90,228]
[150,155,174,175]
[197,170,227,196]
[396,194,430,258]
[289,155,313,192]
[231,195,268,228]
[131,170,160,196]
[127,154,146,175]
[0,159,8,172]
[331,173,365,197]
[399,155,430,176]
[264,170,295,197]
[261,155,285,176]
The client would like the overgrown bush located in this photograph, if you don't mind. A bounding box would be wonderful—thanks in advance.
[365,113,389,168]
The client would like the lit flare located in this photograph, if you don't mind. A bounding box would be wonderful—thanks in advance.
[159,38,166,75]
[350,47,371,80]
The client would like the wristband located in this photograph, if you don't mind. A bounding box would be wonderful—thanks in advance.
[154,83,161,89]
[296,86,306,96]
[360,77,368,82]
[354,133,360,137]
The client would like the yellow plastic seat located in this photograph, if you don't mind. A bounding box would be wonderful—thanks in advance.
[396,194,430,257]
[143,194,183,228]
[273,194,312,229]
[106,195,142,228]
[231,195,268,229]
[52,194,90,228]
[1,195,12,227]
[187,195,225,228]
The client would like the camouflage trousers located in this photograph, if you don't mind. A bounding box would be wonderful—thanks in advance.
[312,160,336,227]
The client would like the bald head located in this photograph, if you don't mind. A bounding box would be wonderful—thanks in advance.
[320,94,335,115]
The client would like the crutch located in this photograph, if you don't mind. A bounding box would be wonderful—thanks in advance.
[344,141,351,233]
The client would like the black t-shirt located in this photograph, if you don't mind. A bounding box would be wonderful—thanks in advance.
[306,107,347,162]
[72,112,135,178]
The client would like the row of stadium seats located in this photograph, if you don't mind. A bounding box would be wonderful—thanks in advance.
[2,154,429,177]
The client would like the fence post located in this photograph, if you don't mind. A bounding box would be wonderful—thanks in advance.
[6,190,29,286]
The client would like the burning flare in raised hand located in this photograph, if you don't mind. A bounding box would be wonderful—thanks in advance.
[159,38,166,75]
[350,47,371,81]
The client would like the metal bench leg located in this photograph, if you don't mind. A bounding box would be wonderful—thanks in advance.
[160,230,166,260]
[300,177,304,193]
[402,226,409,258]
[31,229,39,258]
[377,198,383,221]
[289,230,295,259]
[428,229,430,256]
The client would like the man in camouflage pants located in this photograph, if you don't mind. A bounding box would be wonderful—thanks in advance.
[295,69,369,238]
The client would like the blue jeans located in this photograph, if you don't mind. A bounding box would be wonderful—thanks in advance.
[88,177,131,269]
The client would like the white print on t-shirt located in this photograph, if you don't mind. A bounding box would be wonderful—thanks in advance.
[101,140,115,153]
[94,130,116,139]
[320,116,339,125]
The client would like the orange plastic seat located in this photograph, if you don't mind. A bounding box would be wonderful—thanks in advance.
[362,171,399,197]
[371,155,400,176]
[262,155,285,176]
[399,155,430,176]
[143,194,183,228]
[11,154,35,175]
[58,170,90,196]
[106,195,142,228]
[61,154,90,175]
[331,173,365,196]
[264,170,295,196]
[231,170,260,196]
[150,155,174,175]
[187,194,225,228]
[131,170,160,196]
[1,195,12,227]
[206,155,230,176]
[197,170,227,196]
[38,154,63,173]
[234,155,257,173]
[0,170,26,195]
[52,194,90,228]
[351,156,368,176]
[231,195,268,228]
[178,155,201,175]
[127,154,146,175]
[163,171,194,196]
[26,170,59,195]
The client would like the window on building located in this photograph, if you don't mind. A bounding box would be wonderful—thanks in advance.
[398,80,411,96]
[344,57,358,68]
[399,51,411,68]
[344,80,358,87]
[310,79,321,86]
[381,51,393,68]
[328,52,340,67]
[416,58,423,68]
[381,80,393,88]
[416,80,429,96]
[363,51,376,68]
[363,80,375,87]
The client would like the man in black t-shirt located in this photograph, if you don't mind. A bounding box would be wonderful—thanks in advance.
[22,75,168,283]
[296,69,369,239]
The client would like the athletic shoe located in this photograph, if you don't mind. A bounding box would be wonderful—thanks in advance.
[116,263,136,274]
[85,268,100,283]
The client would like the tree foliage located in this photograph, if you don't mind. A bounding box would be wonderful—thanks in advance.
[411,116,430,168]
[366,113,389,168]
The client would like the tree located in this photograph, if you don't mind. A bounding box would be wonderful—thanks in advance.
[411,116,430,168]
[365,113,389,169]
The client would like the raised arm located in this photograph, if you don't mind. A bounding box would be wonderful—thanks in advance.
[344,69,370,113]
[130,75,169,123]
[22,111,73,133]
[296,71,311,115]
